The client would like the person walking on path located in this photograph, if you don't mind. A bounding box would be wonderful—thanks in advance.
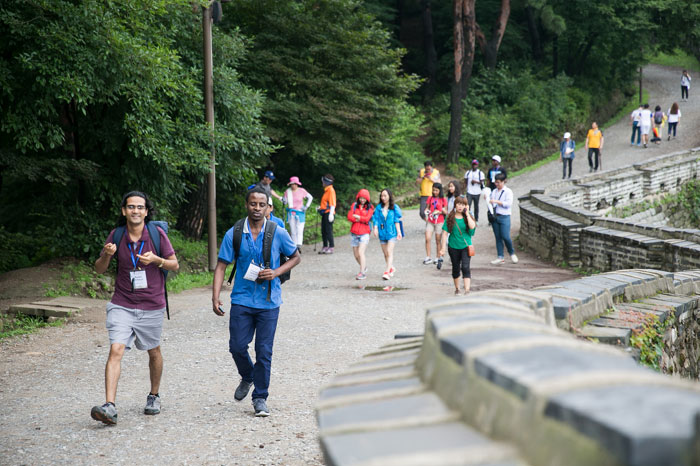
[266,196,285,228]
[372,188,402,281]
[445,181,461,213]
[317,174,336,254]
[651,105,666,144]
[630,104,642,146]
[585,122,604,171]
[667,102,681,140]
[416,161,441,221]
[560,132,575,179]
[347,189,374,280]
[638,104,653,148]
[91,191,179,425]
[255,170,283,202]
[464,159,485,224]
[489,173,518,265]
[487,155,507,188]
[211,187,301,417]
[423,182,447,268]
[439,196,476,295]
[681,70,691,101]
[283,176,313,251]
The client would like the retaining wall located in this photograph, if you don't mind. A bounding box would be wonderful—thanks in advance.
[519,147,700,272]
[317,270,700,466]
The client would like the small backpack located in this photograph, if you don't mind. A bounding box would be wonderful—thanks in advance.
[226,219,293,301]
[112,220,171,319]
[654,111,663,124]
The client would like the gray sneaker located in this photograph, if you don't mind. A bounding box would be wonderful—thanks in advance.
[144,393,161,415]
[234,380,253,401]
[91,402,118,425]
[253,398,270,417]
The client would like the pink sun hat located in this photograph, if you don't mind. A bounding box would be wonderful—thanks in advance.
[287,176,302,186]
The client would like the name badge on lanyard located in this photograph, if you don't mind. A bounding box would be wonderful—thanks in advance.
[129,241,148,291]
[242,219,265,282]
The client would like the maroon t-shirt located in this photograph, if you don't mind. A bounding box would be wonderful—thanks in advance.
[102,225,175,311]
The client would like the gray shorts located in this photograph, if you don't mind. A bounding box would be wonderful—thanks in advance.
[106,302,165,351]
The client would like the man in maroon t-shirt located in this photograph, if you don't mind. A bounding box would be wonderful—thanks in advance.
[90,191,179,425]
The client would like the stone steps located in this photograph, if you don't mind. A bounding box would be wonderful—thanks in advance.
[6,296,100,319]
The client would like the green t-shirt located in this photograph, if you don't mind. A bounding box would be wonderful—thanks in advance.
[442,217,475,249]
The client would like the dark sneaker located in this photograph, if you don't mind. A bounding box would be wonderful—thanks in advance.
[436,258,443,270]
[253,398,270,417]
[234,380,253,401]
[91,402,118,425]
[144,394,161,415]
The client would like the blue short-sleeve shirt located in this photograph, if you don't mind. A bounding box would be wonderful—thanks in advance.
[218,218,297,309]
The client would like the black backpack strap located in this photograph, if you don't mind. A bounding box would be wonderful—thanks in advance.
[227,219,246,285]
[263,221,278,302]
[145,222,170,320]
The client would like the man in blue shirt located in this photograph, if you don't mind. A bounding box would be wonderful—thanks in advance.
[212,187,300,416]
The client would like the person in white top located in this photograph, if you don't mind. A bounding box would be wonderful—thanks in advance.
[488,173,517,265]
[681,70,691,101]
[283,176,313,249]
[638,103,653,148]
[464,159,485,223]
[667,102,681,140]
[630,105,642,146]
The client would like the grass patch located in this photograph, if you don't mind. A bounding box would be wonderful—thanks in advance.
[0,313,66,340]
[44,260,112,299]
[648,49,700,72]
[167,270,215,293]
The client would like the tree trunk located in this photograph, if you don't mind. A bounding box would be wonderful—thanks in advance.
[552,35,559,77]
[176,180,207,240]
[475,0,510,70]
[421,0,438,102]
[525,5,542,62]
[447,0,476,165]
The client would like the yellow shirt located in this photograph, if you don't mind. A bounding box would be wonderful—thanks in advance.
[586,129,603,149]
[419,168,440,196]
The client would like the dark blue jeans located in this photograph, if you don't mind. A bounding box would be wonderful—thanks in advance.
[492,214,514,258]
[631,121,640,144]
[229,304,280,400]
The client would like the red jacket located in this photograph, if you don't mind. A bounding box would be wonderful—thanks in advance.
[347,189,374,235]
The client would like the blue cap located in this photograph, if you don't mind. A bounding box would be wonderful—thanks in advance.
[264,170,275,180]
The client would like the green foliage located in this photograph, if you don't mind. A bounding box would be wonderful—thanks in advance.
[649,49,700,72]
[631,314,673,371]
[426,68,587,167]
[668,180,700,226]
[226,0,421,203]
[167,271,214,294]
[0,313,66,341]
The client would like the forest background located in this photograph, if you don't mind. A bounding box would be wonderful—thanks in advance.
[2,0,700,276]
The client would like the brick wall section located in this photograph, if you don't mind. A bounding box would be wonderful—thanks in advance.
[317,270,700,466]
[519,147,700,274]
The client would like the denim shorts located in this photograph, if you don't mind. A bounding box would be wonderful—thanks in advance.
[351,233,370,247]
[106,302,165,351]
[379,237,397,245]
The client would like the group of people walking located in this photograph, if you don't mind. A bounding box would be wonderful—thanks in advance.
[629,102,683,148]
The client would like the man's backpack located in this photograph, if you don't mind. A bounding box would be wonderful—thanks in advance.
[226,219,293,301]
[654,111,663,124]
[112,221,171,320]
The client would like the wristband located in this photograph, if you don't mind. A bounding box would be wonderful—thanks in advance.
[158,258,164,268]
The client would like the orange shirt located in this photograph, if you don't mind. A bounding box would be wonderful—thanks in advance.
[319,185,336,212]
[586,129,603,149]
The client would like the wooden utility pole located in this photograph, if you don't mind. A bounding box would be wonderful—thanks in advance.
[203,5,217,270]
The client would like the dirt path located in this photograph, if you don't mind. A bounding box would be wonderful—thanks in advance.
[0,64,696,465]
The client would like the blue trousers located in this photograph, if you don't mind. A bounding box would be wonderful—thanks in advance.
[229,304,280,400]
[631,121,640,144]
[492,214,514,258]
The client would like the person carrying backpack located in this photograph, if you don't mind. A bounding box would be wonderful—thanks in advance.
[212,187,300,417]
[91,191,179,425]
[651,105,666,144]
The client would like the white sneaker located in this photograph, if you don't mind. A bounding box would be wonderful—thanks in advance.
[510,254,519,264]
[490,258,505,265]
[423,257,433,265]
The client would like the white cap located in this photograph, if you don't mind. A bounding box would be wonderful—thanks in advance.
[564,132,571,139]
[492,155,501,163]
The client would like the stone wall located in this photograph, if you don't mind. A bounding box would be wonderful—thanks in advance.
[316,270,700,466]
[519,147,700,272]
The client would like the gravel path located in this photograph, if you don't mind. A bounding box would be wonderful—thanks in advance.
[0,64,696,465]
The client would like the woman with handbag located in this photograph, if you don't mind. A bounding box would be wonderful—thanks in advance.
[372,188,403,280]
[439,196,476,295]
